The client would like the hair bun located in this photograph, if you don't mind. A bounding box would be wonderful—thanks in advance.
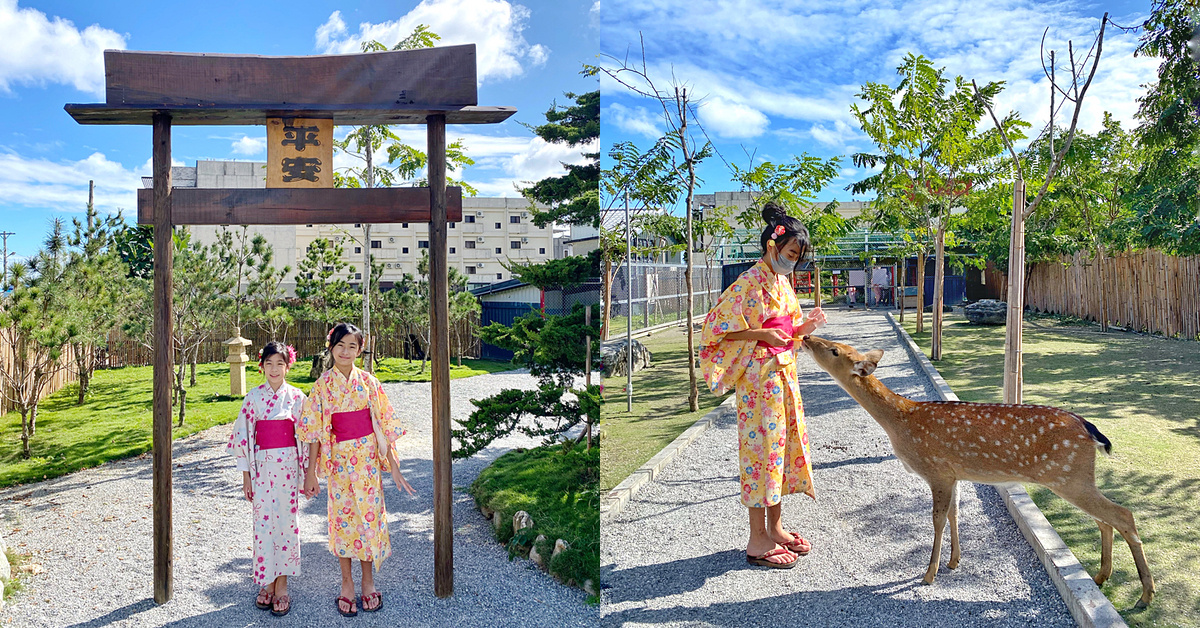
[761,201,787,225]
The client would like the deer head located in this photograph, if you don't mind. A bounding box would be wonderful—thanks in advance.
[799,335,884,384]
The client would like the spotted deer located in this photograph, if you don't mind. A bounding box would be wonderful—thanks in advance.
[799,334,1154,609]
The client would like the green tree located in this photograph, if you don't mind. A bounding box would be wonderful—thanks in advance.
[112,223,154,280]
[293,237,362,327]
[522,90,600,228]
[0,222,80,458]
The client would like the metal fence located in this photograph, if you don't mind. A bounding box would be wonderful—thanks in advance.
[606,262,722,336]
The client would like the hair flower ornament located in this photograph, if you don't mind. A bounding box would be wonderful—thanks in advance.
[770,225,787,240]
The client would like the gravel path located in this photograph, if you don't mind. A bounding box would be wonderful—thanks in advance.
[599,309,1075,628]
[0,369,597,627]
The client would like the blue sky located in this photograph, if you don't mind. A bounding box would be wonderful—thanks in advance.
[0,0,598,261]
[598,0,1158,217]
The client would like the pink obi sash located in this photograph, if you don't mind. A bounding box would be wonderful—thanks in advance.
[255,419,297,450]
[757,315,795,356]
[331,408,373,443]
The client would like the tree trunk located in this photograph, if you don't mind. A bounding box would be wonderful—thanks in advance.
[813,266,823,308]
[601,258,615,340]
[1003,180,1027,404]
[189,355,196,387]
[1097,245,1109,332]
[680,88,699,413]
[915,251,927,334]
[78,369,90,405]
[932,224,946,360]
[21,409,31,459]
[899,260,907,324]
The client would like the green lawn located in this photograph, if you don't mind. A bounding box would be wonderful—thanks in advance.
[0,356,510,488]
[600,326,730,492]
[469,442,598,600]
[902,312,1200,626]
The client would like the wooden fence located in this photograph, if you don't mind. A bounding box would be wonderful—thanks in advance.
[0,341,79,418]
[1026,250,1200,340]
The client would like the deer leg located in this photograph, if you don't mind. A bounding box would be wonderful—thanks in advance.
[924,478,956,584]
[1095,520,1114,586]
[947,482,961,570]
[1051,483,1155,609]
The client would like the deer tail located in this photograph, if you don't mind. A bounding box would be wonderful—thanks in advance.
[1080,417,1113,456]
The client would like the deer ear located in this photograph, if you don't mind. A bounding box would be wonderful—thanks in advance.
[852,349,884,377]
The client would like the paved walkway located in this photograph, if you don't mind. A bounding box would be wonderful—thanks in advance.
[0,370,596,627]
[600,309,1074,627]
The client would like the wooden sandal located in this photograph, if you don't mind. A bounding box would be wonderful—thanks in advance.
[270,594,291,617]
[255,588,274,610]
[746,547,798,569]
[781,532,812,556]
[360,591,383,612]
[335,595,358,617]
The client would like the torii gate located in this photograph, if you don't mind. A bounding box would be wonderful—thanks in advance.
[66,45,514,602]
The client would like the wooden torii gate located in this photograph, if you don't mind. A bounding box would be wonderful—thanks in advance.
[66,45,514,602]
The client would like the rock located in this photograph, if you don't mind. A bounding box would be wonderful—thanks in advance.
[308,350,331,380]
[529,535,548,568]
[479,504,493,519]
[492,511,506,534]
[512,510,533,535]
[600,339,651,377]
[584,579,597,596]
[965,299,1008,325]
[0,550,9,582]
[0,534,7,555]
[552,538,569,559]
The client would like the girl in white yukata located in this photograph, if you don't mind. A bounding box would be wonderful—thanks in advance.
[227,341,310,617]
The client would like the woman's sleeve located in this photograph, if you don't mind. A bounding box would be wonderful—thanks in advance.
[368,375,405,469]
[226,396,254,472]
[296,379,325,444]
[699,278,764,395]
[291,390,310,471]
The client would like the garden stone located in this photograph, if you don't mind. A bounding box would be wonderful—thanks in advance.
[600,339,651,377]
[529,535,548,568]
[492,511,506,534]
[552,538,569,559]
[479,504,493,519]
[0,549,9,582]
[584,579,596,596]
[513,510,533,535]
[965,299,1008,325]
[0,533,7,554]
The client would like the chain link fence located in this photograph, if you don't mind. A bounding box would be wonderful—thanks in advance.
[605,262,722,338]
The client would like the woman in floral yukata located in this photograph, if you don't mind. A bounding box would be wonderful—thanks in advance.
[226,341,308,616]
[300,322,416,617]
[699,202,828,569]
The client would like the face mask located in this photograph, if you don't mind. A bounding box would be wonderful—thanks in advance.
[769,248,798,275]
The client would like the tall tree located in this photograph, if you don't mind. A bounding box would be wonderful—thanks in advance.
[522,90,600,228]
[293,237,362,327]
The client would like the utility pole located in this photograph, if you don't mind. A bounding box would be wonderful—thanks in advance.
[0,230,14,288]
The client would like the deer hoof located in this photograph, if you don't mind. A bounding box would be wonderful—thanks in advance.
[922,571,937,585]
[947,558,959,570]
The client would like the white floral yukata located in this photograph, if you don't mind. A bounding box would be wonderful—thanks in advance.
[227,382,309,586]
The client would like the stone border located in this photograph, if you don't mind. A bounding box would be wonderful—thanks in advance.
[884,312,1127,628]
[600,394,734,522]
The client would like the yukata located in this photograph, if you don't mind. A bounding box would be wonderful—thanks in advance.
[699,259,815,508]
[297,366,405,568]
[226,382,309,586]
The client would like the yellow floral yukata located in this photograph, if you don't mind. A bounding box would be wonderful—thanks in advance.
[298,366,405,567]
[699,259,815,508]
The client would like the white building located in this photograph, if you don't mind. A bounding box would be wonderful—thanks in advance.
[146,160,557,292]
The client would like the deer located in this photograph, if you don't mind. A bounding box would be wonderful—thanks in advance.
[798,334,1154,609]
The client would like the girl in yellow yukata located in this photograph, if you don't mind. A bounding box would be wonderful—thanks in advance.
[699,202,828,569]
[300,322,417,617]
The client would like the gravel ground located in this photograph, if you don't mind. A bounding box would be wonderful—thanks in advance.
[599,309,1075,628]
[0,369,598,627]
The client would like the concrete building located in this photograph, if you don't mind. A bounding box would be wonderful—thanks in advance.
[144,160,557,292]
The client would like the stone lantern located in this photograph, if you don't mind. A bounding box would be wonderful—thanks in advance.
[225,328,253,396]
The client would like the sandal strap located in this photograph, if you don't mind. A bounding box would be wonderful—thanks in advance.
[756,547,794,560]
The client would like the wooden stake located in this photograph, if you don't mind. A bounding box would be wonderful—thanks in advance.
[151,111,174,604]
[427,114,453,598]
[584,306,592,451]
[1003,179,1026,404]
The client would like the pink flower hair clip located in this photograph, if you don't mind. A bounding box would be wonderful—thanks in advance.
[770,225,787,240]
[286,345,297,365]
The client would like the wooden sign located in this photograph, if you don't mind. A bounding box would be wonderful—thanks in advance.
[135,187,464,224]
[266,117,333,188]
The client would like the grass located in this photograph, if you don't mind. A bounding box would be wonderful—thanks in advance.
[900,312,1200,626]
[600,326,730,492]
[468,441,598,600]
[0,356,509,488]
[3,548,26,600]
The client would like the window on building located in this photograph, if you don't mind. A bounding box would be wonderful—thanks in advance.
[466,266,476,275]
[450,247,456,254]
[402,247,409,254]
[355,273,362,280]
[354,223,360,228]
[465,215,475,223]
[306,224,313,227]
[510,241,521,249]
[418,241,429,249]
[494,247,502,254]
[494,222,501,229]
[371,240,382,248]
[465,241,476,249]
[509,216,520,224]
[402,222,409,228]
[449,222,456,229]
[323,266,332,272]
[539,224,545,229]
[354,246,362,254]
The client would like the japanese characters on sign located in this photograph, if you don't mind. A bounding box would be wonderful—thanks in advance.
[266,117,334,188]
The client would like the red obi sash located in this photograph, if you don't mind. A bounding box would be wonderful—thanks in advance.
[757,315,795,356]
[255,419,297,450]
[331,408,373,442]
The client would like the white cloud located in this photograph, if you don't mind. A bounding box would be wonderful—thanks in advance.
[0,150,141,217]
[231,135,267,156]
[0,0,126,96]
[809,119,859,147]
[315,1,549,83]
[696,96,769,139]
[606,102,662,139]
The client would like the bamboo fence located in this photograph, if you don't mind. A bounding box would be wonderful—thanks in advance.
[0,342,78,417]
[1026,250,1200,340]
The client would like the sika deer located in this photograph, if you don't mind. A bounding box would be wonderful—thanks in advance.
[799,334,1154,609]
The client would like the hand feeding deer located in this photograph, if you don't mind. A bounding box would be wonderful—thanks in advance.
[798,334,1154,609]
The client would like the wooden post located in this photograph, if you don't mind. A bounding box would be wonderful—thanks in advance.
[151,111,174,604]
[584,306,592,450]
[932,225,946,360]
[427,114,453,598]
[1003,179,1026,404]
